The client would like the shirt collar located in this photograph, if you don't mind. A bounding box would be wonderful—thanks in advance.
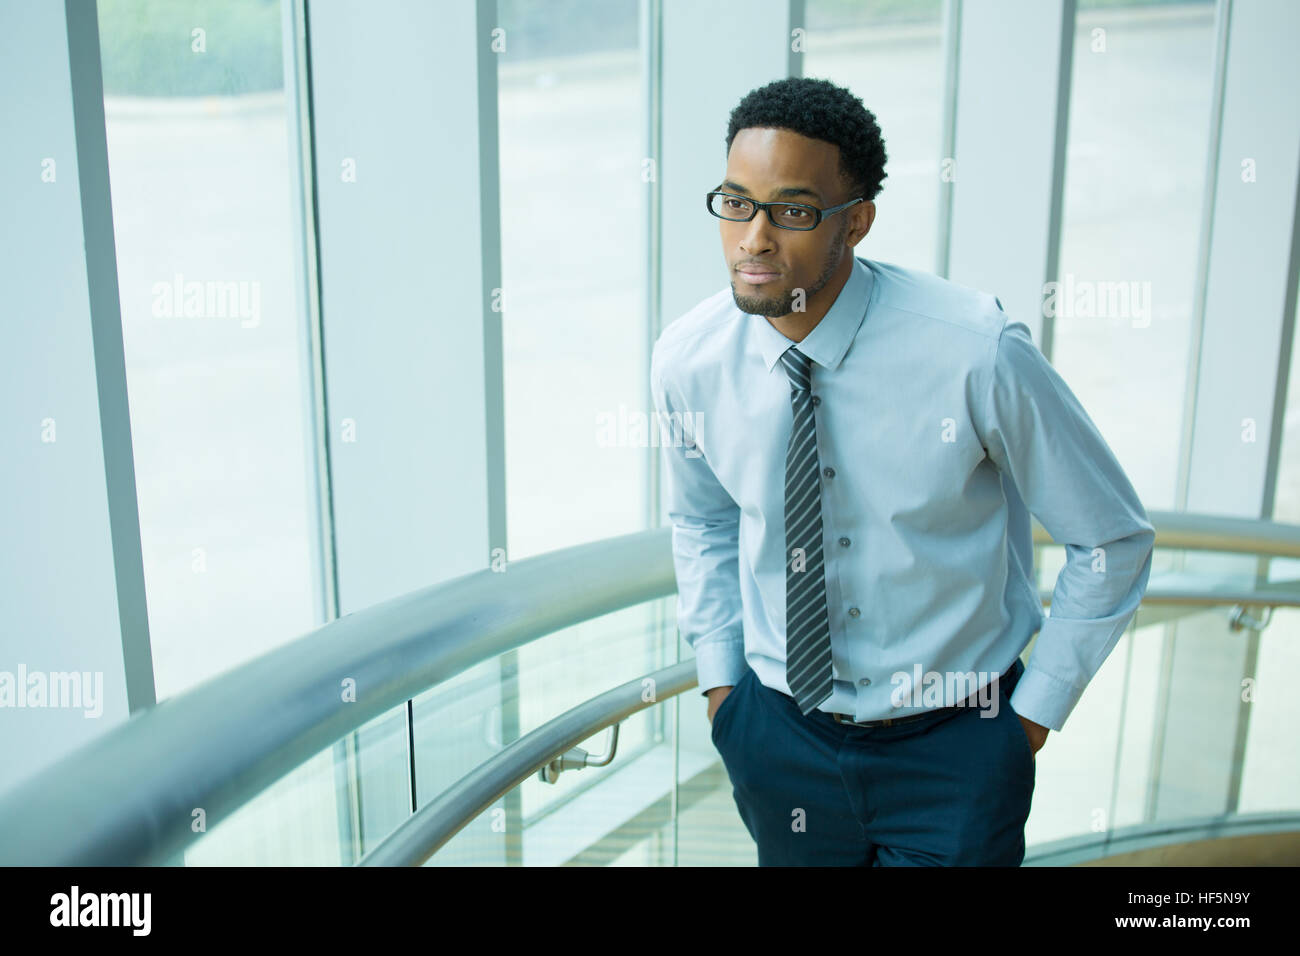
[753,256,875,374]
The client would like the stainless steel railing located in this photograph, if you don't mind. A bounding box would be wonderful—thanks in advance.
[359,659,1300,867]
[1,510,1298,865]
[357,660,699,866]
[0,528,674,865]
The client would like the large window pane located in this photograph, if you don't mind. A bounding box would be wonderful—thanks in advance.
[497,0,644,560]
[1053,0,1217,509]
[97,0,320,699]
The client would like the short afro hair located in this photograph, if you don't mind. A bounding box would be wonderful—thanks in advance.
[725,76,887,202]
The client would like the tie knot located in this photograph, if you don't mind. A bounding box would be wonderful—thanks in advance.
[780,346,812,391]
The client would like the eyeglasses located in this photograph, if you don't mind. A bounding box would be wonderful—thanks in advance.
[705,189,864,231]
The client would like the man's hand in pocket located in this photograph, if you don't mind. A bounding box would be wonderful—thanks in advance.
[706,685,734,724]
[1017,713,1049,756]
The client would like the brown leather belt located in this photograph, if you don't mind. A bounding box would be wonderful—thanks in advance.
[829,664,1015,728]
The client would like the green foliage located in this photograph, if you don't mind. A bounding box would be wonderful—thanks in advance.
[97,0,282,96]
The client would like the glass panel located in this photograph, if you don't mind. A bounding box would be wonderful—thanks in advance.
[96,0,321,699]
[497,0,645,560]
[1021,618,1160,847]
[1052,0,1216,510]
[411,660,511,867]
[436,690,678,868]
[185,704,409,865]
[802,0,945,271]
[1109,617,1166,830]
[1238,608,1300,813]
[516,602,669,816]
[407,597,678,865]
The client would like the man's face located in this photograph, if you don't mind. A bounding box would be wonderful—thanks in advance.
[719,127,872,319]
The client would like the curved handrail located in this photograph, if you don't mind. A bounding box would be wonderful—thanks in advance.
[1055,510,1300,558]
[362,661,1300,867]
[0,528,674,865]
[348,512,1300,865]
[1,509,1298,865]
[1025,811,1300,865]
[358,660,699,866]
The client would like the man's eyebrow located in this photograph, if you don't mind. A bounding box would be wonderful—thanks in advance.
[719,180,823,203]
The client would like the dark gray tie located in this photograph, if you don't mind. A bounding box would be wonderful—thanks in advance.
[779,346,833,715]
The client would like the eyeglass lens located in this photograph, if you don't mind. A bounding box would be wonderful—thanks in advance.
[709,193,815,229]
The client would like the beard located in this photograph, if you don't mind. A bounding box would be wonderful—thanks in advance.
[731,218,848,318]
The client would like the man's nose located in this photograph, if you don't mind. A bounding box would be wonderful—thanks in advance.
[737,212,777,254]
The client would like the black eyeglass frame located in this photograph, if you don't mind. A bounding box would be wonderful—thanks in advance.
[705,189,865,231]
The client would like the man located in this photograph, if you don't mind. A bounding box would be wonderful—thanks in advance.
[649,77,1155,866]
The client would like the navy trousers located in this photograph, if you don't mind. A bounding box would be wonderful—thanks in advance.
[710,658,1036,866]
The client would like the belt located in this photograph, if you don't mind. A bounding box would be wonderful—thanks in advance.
[828,664,1016,728]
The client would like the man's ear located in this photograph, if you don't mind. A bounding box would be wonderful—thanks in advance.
[858,201,876,242]
[846,201,875,248]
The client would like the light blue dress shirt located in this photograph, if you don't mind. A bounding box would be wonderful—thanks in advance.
[650,256,1155,732]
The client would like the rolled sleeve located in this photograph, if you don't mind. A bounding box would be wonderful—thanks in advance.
[977,317,1156,731]
[651,345,747,695]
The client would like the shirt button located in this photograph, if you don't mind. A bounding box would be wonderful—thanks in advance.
[859,677,871,686]
[812,395,821,406]
[823,467,835,479]
[838,536,850,547]
[848,607,861,618]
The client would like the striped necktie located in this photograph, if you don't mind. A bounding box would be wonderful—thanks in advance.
[779,346,834,715]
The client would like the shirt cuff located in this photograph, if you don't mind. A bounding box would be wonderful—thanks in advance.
[692,637,747,696]
[1007,663,1082,732]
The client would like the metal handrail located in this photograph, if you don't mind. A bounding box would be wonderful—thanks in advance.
[1,509,1298,865]
[357,660,698,866]
[366,591,1291,863]
[365,548,1300,866]
[354,512,1300,865]
[1078,510,1300,558]
[0,528,674,865]
[1024,811,1300,866]
[362,659,1299,868]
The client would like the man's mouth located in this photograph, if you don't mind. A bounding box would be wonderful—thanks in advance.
[736,266,781,286]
